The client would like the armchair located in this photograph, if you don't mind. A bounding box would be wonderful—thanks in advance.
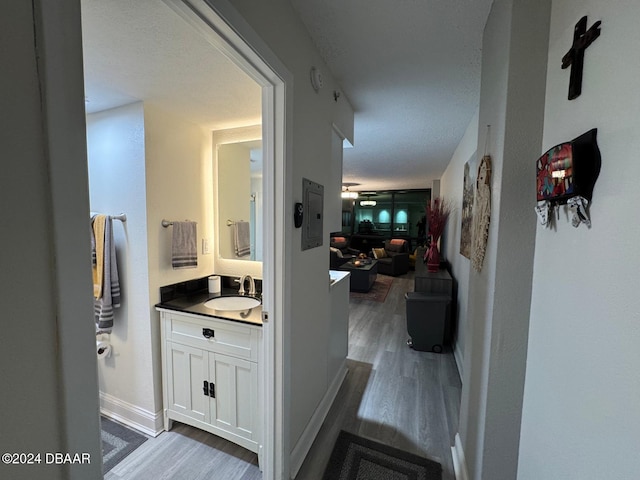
[372,239,410,276]
[330,247,352,269]
[329,236,358,269]
[330,236,359,256]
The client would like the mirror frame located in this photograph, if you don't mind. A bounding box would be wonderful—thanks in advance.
[212,125,263,279]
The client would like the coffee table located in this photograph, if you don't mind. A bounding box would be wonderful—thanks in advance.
[339,260,378,292]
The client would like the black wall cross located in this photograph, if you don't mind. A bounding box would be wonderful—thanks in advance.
[562,16,601,100]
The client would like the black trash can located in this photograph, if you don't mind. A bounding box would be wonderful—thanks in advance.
[405,292,451,353]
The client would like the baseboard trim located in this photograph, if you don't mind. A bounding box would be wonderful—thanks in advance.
[289,361,348,479]
[451,433,469,480]
[99,391,164,437]
[453,342,464,381]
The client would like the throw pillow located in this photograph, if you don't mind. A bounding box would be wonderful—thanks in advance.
[372,247,386,259]
[330,246,343,258]
[386,241,406,253]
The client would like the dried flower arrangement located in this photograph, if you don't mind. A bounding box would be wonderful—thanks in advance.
[424,197,452,271]
[427,197,452,243]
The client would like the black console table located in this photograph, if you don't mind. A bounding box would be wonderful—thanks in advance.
[414,268,453,296]
[406,263,453,353]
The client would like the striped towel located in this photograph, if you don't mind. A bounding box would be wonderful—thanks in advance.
[93,216,121,334]
[172,221,198,269]
[234,221,251,257]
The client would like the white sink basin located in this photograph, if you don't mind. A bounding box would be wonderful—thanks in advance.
[204,296,261,311]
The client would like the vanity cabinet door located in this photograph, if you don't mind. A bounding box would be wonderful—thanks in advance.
[166,342,208,424]
[209,352,258,443]
[159,309,260,453]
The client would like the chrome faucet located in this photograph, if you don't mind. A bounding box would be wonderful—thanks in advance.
[238,275,256,296]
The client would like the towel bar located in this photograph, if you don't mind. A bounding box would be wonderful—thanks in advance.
[162,219,196,228]
[227,219,247,227]
[90,212,126,222]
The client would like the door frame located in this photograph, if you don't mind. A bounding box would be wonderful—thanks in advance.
[162,1,291,478]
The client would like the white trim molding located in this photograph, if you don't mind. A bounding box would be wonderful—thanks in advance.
[162,2,292,478]
[100,391,164,437]
[289,362,348,478]
[453,342,464,381]
[451,433,469,480]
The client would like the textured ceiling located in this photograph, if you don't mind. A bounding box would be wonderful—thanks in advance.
[81,0,261,130]
[82,0,492,192]
[290,0,493,191]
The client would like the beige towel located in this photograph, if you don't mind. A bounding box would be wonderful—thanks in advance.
[92,215,106,298]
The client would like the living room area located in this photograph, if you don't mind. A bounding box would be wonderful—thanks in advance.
[329,188,432,286]
[329,185,455,351]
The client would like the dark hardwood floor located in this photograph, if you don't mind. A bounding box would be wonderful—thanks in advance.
[105,271,461,480]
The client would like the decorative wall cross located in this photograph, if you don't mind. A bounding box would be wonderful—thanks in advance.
[561,16,601,100]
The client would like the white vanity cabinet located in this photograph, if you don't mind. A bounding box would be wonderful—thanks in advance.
[158,309,261,455]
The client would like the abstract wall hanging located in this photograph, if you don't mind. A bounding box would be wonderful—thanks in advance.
[460,159,475,259]
[471,154,491,272]
[535,128,601,228]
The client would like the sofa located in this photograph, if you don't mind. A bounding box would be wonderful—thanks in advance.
[372,239,410,276]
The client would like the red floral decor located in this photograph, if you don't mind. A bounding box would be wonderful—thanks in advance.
[424,197,451,272]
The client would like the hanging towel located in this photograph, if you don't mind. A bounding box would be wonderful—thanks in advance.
[93,216,121,334]
[172,221,198,269]
[234,221,251,257]
[90,214,98,268]
[91,214,106,298]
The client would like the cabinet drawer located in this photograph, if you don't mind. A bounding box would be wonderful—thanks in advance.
[167,313,259,361]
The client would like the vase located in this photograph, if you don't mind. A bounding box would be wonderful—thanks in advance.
[426,241,440,272]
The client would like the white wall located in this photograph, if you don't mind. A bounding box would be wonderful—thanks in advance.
[440,110,478,376]
[456,1,551,479]
[227,0,355,468]
[0,1,102,478]
[518,1,640,478]
[87,102,158,431]
[144,102,215,293]
[144,102,215,418]
[86,101,215,434]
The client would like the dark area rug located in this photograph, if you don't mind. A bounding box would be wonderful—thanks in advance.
[101,416,148,474]
[349,276,393,303]
[323,430,442,480]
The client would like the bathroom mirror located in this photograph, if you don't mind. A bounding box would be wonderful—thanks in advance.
[213,125,263,278]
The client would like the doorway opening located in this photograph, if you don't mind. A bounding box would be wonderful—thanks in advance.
[82,0,286,478]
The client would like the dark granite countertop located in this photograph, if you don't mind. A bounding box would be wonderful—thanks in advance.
[155,277,263,326]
